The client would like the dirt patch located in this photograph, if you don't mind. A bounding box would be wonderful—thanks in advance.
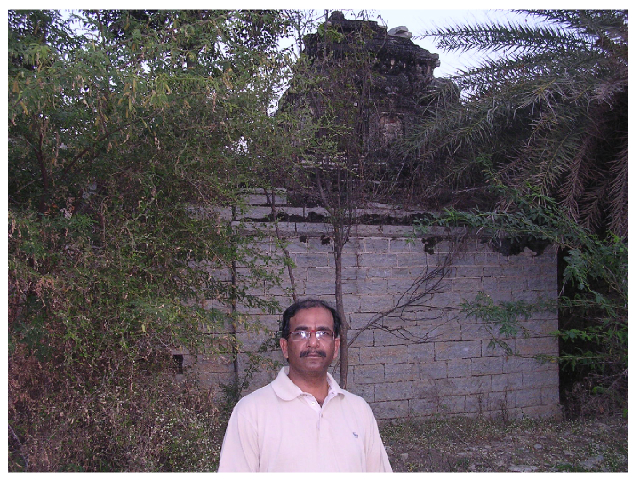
[379,414,627,472]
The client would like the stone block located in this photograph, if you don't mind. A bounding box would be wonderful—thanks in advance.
[450,265,484,278]
[285,237,308,255]
[386,277,424,295]
[409,397,438,416]
[471,356,504,375]
[338,253,360,268]
[383,362,419,382]
[460,322,494,341]
[521,404,562,420]
[527,275,557,292]
[347,346,360,366]
[512,289,551,303]
[353,363,385,384]
[446,358,471,378]
[292,253,330,268]
[365,266,396,278]
[541,385,560,405]
[357,253,399,268]
[491,372,523,392]
[303,281,337,296]
[356,278,389,295]
[348,382,374,401]
[487,390,516,410]
[374,380,414,402]
[359,344,408,365]
[435,340,482,360]
[392,265,428,278]
[481,338,516,357]
[305,267,337,283]
[356,294,395,313]
[519,319,558,336]
[389,238,422,253]
[515,336,558,356]
[464,394,491,414]
[521,368,558,389]
[364,237,390,253]
[306,236,334,252]
[453,252,485,266]
[436,375,491,396]
[406,342,436,363]
[437,395,466,414]
[348,312,378,331]
[482,276,526,292]
[370,400,410,420]
[505,356,554,374]
[514,388,541,407]
[420,320,461,342]
[416,360,447,380]
[396,252,428,268]
[347,327,374,347]
[340,294,362,313]
[372,328,411,346]
[381,225,414,236]
[422,292,468,310]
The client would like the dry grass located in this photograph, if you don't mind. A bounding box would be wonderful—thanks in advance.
[380,413,628,472]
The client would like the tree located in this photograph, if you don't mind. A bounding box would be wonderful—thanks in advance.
[275,10,386,388]
[406,10,628,238]
[8,9,294,471]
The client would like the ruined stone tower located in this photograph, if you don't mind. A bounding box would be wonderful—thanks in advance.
[282,11,449,177]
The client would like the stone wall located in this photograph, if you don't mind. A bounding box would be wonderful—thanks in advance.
[182,193,562,421]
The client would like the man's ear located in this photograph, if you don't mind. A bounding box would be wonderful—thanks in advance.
[279,337,288,360]
[332,336,340,360]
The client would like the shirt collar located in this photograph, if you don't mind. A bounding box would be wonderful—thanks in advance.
[271,366,345,402]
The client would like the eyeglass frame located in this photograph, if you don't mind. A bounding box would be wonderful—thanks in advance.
[286,329,336,342]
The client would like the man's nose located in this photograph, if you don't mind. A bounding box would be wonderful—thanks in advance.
[306,331,319,346]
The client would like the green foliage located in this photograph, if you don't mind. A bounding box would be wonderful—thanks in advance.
[8,8,295,471]
[461,292,554,354]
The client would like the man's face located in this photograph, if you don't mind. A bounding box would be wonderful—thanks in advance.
[279,307,340,379]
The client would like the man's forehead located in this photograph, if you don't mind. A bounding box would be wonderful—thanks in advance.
[290,307,333,327]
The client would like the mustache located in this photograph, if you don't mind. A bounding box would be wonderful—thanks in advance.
[300,350,326,358]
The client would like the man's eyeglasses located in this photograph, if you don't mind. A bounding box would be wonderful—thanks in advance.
[287,330,335,342]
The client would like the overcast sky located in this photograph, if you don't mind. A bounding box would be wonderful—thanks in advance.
[367,9,533,77]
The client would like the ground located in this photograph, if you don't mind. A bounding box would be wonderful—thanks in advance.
[379,413,628,472]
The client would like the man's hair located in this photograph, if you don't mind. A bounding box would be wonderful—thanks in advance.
[281,298,341,339]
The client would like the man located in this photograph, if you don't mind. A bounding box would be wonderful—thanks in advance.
[218,298,392,472]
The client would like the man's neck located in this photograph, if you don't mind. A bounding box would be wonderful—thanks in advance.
[287,369,330,404]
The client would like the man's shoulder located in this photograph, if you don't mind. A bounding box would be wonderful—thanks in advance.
[234,381,277,410]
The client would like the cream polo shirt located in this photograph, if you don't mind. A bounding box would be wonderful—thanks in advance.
[217,366,392,472]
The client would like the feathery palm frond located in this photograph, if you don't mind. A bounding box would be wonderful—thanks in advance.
[408,9,627,237]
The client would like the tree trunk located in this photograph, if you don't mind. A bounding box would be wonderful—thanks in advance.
[334,238,349,389]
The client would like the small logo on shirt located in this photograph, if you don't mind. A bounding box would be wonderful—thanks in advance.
[352,432,359,438]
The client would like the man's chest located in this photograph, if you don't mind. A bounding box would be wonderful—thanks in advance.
[255,397,368,471]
